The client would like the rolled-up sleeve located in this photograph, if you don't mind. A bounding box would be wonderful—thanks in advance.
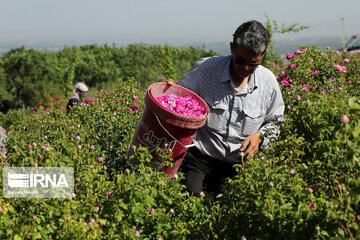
[258,84,285,149]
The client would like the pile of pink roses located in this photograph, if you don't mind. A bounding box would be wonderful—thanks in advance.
[155,93,205,117]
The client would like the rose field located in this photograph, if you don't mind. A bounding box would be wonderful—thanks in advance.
[0,44,359,239]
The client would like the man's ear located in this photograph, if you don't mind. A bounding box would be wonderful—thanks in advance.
[261,48,269,58]
[230,42,234,54]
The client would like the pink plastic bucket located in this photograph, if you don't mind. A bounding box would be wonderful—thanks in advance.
[128,82,209,177]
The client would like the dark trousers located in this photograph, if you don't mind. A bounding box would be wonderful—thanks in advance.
[180,147,237,197]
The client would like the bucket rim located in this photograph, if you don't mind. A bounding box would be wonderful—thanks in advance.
[147,82,209,122]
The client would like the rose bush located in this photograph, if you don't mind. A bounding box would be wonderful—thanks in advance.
[0,46,359,239]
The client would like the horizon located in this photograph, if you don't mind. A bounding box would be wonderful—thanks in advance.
[0,34,349,57]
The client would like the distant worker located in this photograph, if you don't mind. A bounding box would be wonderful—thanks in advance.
[0,126,6,157]
[0,96,10,157]
[0,96,11,115]
[66,82,89,113]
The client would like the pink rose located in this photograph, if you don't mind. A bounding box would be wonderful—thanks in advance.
[341,115,349,123]
[341,115,350,123]
[289,63,296,69]
[280,80,290,87]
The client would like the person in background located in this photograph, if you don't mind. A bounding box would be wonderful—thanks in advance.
[66,82,89,113]
[0,96,11,115]
[0,96,10,157]
[0,126,6,157]
[169,20,285,196]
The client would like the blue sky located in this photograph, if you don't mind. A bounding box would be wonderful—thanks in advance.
[1,0,359,43]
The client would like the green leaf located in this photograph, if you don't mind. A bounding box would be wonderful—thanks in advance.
[118,201,128,210]
[32,232,42,239]
[14,235,22,240]
[320,230,329,236]
[254,200,263,207]
[158,180,166,186]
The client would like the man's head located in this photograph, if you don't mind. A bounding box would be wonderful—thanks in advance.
[230,20,270,80]
[73,82,88,97]
[232,20,270,55]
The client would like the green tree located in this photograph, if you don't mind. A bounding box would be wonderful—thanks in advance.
[263,15,310,64]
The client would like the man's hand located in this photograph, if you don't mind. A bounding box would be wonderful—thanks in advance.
[239,132,262,158]
[166,78,175,84]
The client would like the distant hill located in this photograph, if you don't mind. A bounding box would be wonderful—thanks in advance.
[200,36,344,57]
[0,36,344,57]
[273,36,343,56]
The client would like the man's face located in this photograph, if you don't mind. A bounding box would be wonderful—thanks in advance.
[230,43,265,79]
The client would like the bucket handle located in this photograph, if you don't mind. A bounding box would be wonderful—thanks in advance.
[154,112,195,149]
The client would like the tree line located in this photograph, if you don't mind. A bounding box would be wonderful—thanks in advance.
[0,43,217,108]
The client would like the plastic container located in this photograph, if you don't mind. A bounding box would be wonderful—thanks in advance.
[128,82,209,177]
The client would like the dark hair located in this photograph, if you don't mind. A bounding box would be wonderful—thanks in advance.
[233,20,270,54]
[0,99,11,114]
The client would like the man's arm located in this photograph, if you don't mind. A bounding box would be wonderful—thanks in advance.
[258,86,285,149]
[176,57,210,94]
[240,85,284,157]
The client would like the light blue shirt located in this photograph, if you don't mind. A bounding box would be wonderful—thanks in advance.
[178,55,285,163]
